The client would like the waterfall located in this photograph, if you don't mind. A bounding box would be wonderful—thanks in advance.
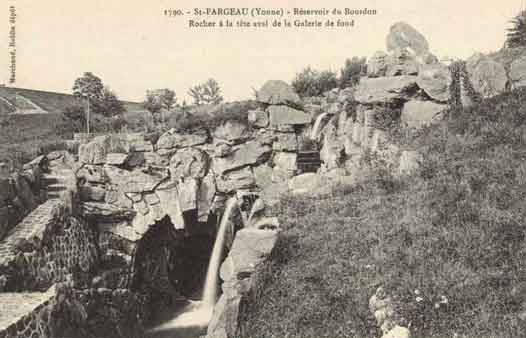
[203,196,238,306]
[146,196,240,337]
[310,113,329,140]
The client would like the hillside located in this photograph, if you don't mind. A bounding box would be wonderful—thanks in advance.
[241,88,526,338]
[0,86,147,167]
[0,86,143,116]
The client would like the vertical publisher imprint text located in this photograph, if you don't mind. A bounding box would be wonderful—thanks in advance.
[8,5,16,84]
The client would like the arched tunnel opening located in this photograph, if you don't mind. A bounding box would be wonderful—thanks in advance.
[127,193,259,336]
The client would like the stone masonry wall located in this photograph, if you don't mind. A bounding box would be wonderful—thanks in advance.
[0,199,99,292]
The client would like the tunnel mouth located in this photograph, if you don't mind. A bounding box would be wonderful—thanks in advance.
[129,215,216,322]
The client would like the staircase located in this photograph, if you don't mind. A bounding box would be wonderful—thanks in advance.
[42,168,75,199]
[297,150,322,173]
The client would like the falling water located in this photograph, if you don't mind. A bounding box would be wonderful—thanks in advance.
[310,112,329,140]
[203,196,238,306]
[146,196,239,337]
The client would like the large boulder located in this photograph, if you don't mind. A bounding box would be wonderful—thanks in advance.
[386,22,429,56]
[367,51,389,77]
[417,64,451,102]
[169,148,210,180]
[510,55,526,88]
[156,129,208,150]
[386,48,419,76]
[79,141,107,165]
[272,132,298,152]
[208,229,278,338]
[197,173,216,222]
[216,167,257,193]
[256,80,301,106]
[79,135,130,165]
[104,165,163,193]
[80,202,136,223]
[247,109,269,128]
[267,105,311,126]
[155,181,185,228]
[212,141,272,174]
[320,124,345,170]
[178,178,198,212]
[272,152,297,182]
[470,60,507,97]
[213,121,252,144]
[401,100,447,128]
[288,173,323,194]
[355,76,418,104]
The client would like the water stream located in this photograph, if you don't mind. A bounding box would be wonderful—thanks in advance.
[310,112,329,140]
[203,196,238,306]
[146,196,239,337]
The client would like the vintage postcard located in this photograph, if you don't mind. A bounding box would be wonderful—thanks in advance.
[0,1,525,337]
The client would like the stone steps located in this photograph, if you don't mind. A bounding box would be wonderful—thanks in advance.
[42,169,75,200]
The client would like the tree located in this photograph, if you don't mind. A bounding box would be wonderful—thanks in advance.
[188,79,224,105]
[339,57,367,88]
[72,73,125,118]
[72,72,104,102]
[98,87,125,117]
[143,88,176,114]
[507,10,526,48]
[61,105,86,133]
[292,67,339,97]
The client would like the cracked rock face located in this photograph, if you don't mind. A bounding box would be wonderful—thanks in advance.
[169,148,210,180]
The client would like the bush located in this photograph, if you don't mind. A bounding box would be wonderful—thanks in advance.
[507,10,526,48]
[292,67,339,98]
[339,57,367,88]
[168,101,257,133]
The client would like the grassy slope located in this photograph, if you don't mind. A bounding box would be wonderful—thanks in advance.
[0,87,146,166]
[0,113,65,165]
[241,88,526,338]
[0,86,143,115]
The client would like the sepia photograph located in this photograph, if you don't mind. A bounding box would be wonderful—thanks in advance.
[0,0,526,337]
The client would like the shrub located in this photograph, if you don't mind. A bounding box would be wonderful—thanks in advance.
[507,10,526,48]
[188,79,224,105]
[339,57,367,88]
[292,67,339,98]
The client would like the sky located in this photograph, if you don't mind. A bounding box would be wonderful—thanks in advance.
[0,0,524,102]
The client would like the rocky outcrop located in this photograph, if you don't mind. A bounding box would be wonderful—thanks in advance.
[368,51,390,78]
[256,80,301,106]
[247,109,269,128]
[387,22,429,56]
[213,121,252,145]
[469,59,508,98]
[267,105,311,126]
[157,129,208,150]
[355,76,418,104]
[417,64,451,102]
[207,228,279,338]
[385,48,419,77]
